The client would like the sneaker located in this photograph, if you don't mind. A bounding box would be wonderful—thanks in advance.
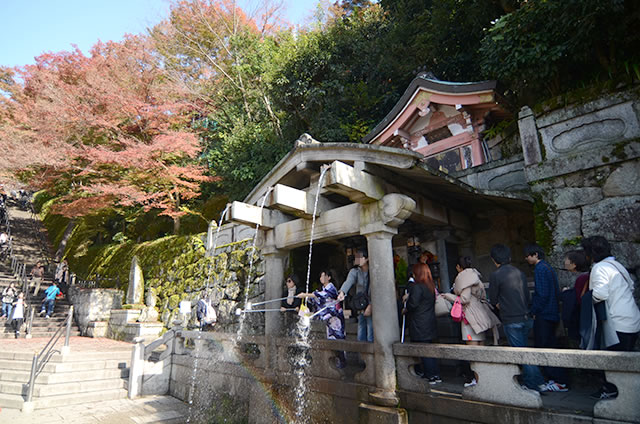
[541,380,568,392]
[39,311,45,316]
[590,388,618,400]
[428,376,442,385]
[45,315,50,319]
[464,378,477,388]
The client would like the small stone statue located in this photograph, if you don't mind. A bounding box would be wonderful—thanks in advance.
[137,288,159,322]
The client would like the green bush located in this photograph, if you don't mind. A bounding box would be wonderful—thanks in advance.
[480,0,639,102]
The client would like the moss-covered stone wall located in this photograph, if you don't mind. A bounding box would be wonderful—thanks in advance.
[39,199,266,332]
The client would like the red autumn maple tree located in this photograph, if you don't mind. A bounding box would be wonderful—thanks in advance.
[0,34,214,233]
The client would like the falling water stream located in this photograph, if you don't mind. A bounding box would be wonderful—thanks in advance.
[185,333,201,423]
[186,204,231,423]
[185,167,328,422]
[293,165,329,423]
[236,187,273,342]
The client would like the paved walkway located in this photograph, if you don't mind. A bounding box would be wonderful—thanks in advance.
[0,395,190,423]
[1,337,190,423]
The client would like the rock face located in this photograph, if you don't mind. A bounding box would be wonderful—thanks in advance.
[602,161,640,197]
[582,196,640,241]
[151,239,266,333]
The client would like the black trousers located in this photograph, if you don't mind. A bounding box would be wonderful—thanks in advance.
[602,331,639,392]
[534,318,568,384]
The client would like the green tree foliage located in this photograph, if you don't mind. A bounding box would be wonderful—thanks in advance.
[151,0,291,200]
[271,5,398,143]
[480,0,640,101]
[381,0,505,84]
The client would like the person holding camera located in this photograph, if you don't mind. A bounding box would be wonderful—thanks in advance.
[338,247,373,342]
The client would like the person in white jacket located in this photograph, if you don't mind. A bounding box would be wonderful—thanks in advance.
[582,236,640,399]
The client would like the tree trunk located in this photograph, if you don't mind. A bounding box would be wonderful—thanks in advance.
[172,190,181,235]
[173,216,181,235]
[55,220,76,261]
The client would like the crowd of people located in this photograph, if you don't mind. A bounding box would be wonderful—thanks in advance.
[0,193,71,336]
[272,235,639,400]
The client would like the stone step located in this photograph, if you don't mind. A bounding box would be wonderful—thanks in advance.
[0,367,129,384]
[0,376,127,397]
[0,331,82,339]
[0,350,131,363]
[33,387,129,410]
[0,357,129,373]
[0,392,24,409]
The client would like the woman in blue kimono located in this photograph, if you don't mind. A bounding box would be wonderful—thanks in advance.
[297,270,346,367]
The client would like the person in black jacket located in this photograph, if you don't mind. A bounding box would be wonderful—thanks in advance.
[280,274,302,312]
[403,262,441,384]
[488,244,546,391]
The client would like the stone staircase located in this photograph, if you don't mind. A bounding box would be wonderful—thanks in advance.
[0,348,130,410]
[0,266,82,339]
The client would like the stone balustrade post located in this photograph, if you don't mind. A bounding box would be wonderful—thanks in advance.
[518,106,542,166]
[128,336,145,399]
[594,370,640,423]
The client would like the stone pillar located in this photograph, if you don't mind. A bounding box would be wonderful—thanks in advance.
[262,239,288,371]
[435,238,451,293]
[518,106,542,166]
[365,229,401,406]
[360,194,416,407]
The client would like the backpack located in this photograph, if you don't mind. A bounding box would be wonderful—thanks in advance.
[204,300,217,325]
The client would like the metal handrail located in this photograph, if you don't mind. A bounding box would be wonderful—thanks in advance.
[25,305,74,403]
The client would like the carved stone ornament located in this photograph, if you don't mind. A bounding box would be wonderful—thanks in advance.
[380,194,416,227]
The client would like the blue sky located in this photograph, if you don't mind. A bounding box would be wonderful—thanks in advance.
[0,0,319,68]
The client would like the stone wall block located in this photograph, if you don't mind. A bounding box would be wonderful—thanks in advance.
[602,160,640,197]
[552,187,602,210]
[537,101,640,161]
[553,209,581,248]
[582,196,640,241]
[612,242,640,271]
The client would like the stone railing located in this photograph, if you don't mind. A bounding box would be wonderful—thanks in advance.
[129,329,178,398]
[395,343,640,423]
[131,330,640,423]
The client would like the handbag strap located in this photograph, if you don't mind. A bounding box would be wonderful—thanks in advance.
[602,259,633,286]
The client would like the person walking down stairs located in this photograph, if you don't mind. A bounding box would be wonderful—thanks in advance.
[30,261,45,296]
[1,282,17,318]
[11,292,25,338]
[40,282,60,319]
